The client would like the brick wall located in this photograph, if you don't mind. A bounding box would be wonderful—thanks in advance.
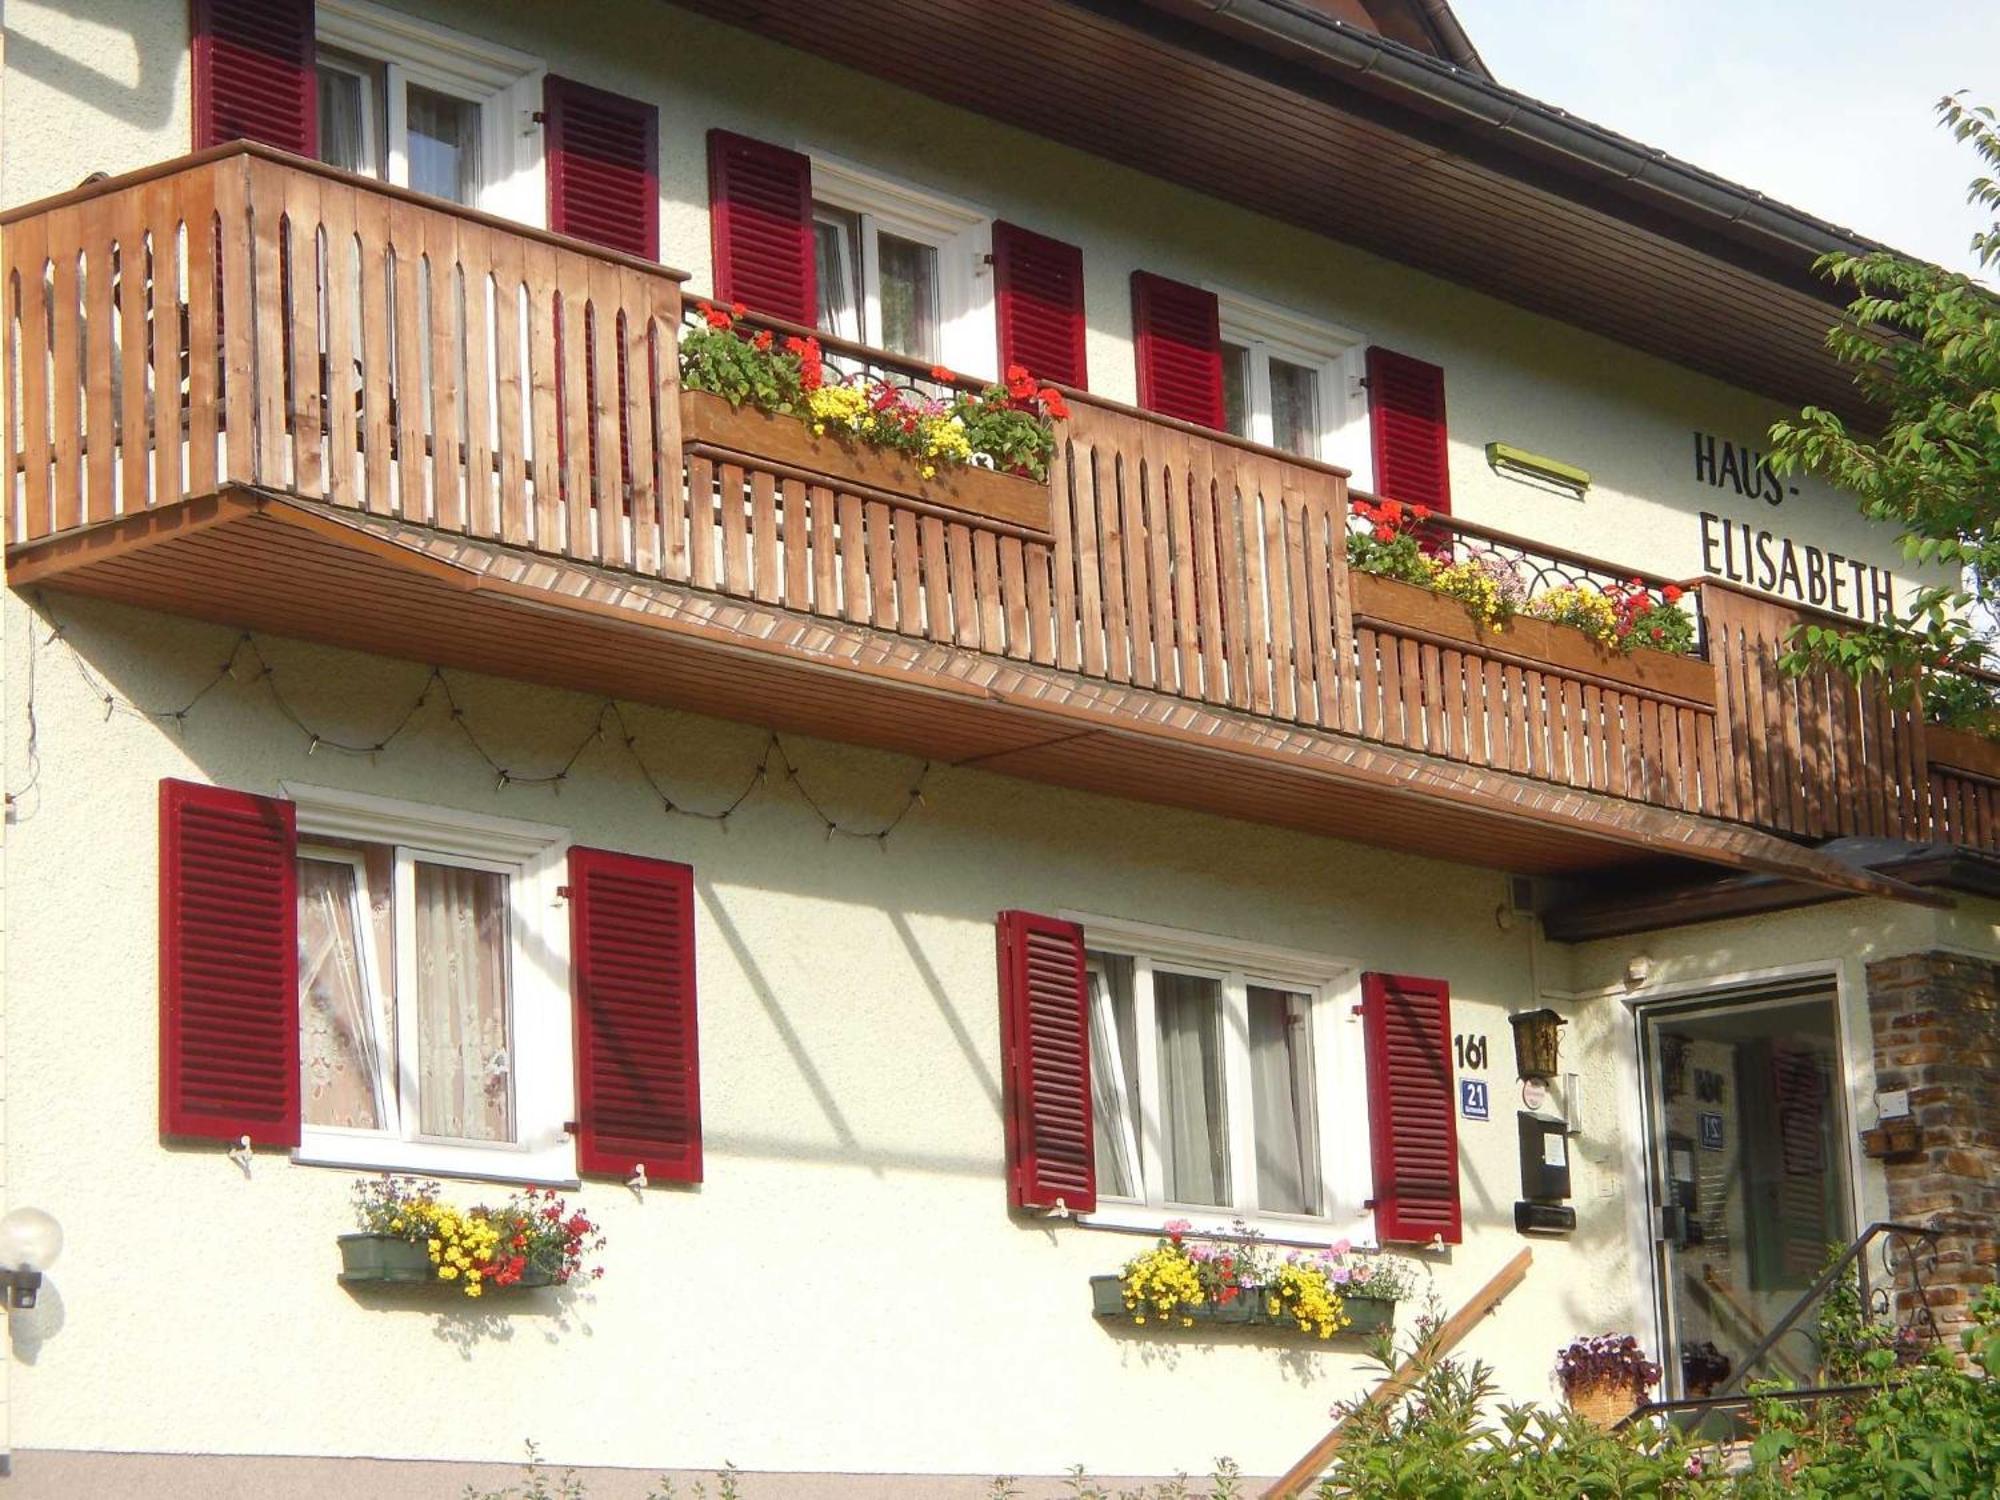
[1866,950,2000,1346]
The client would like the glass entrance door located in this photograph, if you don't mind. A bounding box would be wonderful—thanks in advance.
[1640,987,1852,1396]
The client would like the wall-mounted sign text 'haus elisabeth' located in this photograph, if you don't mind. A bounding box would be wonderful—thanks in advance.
[1689,432,1893,623]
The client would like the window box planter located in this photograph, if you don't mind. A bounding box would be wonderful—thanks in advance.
[1349,571,1714,705]
[336,1232,553,1289]
[1088,1274,1395,1337]
[680,389,1053,538]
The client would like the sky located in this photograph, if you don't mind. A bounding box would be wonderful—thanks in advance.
[1450,0,1999,279]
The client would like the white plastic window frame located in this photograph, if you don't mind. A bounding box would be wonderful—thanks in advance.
[805,151,996,382]
[1065,911,1376,1250]
[1215,288,1372,487]
[284,783,577,1186]
[316,0,547,226]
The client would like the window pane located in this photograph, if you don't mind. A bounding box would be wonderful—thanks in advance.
[316,54,384,179]
[877,232,939,361]
[1222,342,1252,439]
[413,861,514,1142]
[814,206,863,343]
[407,85,480,205]
[1249,986,1320,1214]
[1155,970,1229,1206]
[299,856,389,1130]
[1270,358,1320,458]
[1087,954,1142,1199]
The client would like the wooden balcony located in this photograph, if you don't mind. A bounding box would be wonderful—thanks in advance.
[1,146,1978,905]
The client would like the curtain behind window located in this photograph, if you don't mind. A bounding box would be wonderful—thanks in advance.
[413,862,514,1141]
[1087,957,1142,1198]
[1156,970,1228,1205]
[299,858,385,1129]
[1249,985,1319,1213]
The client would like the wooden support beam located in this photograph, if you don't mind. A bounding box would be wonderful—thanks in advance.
[1262,1247,1533,1500]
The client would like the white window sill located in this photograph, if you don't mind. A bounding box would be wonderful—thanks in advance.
[295,1131,579,1189]
[1076,1200,1379,1252]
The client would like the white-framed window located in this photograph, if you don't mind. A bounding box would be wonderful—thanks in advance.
[807,153,994,379]
[1217,290,1372,483]
[1073,913,1374,1247]
[286,783,575,1184]
[315,0,545,223]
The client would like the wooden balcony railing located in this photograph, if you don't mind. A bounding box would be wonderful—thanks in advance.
[5,144,1993,860]
[3,141,683,567]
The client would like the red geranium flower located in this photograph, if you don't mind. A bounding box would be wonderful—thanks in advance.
[752,328,773,352]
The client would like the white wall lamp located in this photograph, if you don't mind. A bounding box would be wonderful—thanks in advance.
[0,1208,62,1309]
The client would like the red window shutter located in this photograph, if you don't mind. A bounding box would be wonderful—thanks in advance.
[159,778,300,1146]
[1131,271,1222,428]
[707,130,814,326]
[1362,972,1460,1243]
[996,910,1095,1213]
[1366,347,1451,515]
[544,76,659,260]
[569,847,701,1183]
[994,222,1087,388]
[191,0,317,156]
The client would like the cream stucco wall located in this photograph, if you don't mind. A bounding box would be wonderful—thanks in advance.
[0,589,1653,1479]
[0,0,1933,616]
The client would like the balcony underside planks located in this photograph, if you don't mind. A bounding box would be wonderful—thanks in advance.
[5,490,1942,903]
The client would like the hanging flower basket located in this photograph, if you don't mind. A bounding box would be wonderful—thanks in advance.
[1567,1381,1638,1430]
[1088,1274,1396,1337]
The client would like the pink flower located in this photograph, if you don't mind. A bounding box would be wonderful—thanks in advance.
[1163,1217,1193,1238]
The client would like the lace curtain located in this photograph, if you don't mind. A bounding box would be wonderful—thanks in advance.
[299,858,385,1129]
[412,861,514,1142]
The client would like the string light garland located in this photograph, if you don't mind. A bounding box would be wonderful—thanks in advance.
[16,594,932,844]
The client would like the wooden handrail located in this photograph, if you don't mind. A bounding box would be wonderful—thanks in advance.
[0,139,690,284]
[1262,1248,1533,1500]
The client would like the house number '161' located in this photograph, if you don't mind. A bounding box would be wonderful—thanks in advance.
[1454,1034,1489,1071]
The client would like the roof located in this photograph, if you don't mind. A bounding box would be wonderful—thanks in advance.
[675,0,1886,422]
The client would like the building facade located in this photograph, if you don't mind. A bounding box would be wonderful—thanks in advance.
[0,1,1995,1495]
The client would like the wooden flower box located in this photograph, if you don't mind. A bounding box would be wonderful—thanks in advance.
[336,1232,554,1289]
[1088,1274,1396,1337]
[680,389,1053,537]
[1348,571,1715,704]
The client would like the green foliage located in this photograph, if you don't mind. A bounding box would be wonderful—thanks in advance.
[1316,1316,1716,1499]
[678,320,805,412]
[462,1443,737,1500]
[463,1295,2000,1499]
[1769,96,2000,707]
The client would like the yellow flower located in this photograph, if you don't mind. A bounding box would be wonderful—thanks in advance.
[438,1265,459,1280]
